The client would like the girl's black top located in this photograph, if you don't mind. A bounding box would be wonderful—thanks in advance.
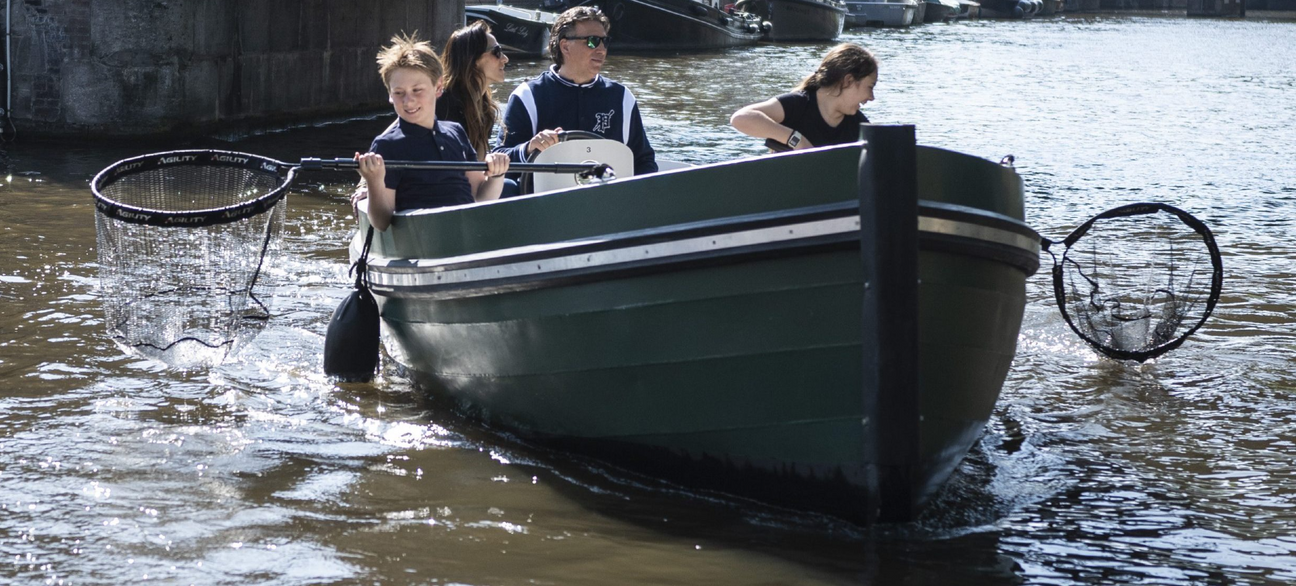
[764,90,869,152]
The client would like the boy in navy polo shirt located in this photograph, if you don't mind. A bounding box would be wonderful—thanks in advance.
[353,33,510,231]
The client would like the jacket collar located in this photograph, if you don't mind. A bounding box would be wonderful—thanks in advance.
[548,65,601,88]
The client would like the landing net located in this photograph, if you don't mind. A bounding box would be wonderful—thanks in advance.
[92,150,296,368]
[1049,203,1223,362]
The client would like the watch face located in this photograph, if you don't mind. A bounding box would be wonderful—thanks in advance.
[788,133,800,147]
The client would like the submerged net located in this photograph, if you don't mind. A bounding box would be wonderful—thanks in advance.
[1050,203,1222,362]
[92,150,296,368]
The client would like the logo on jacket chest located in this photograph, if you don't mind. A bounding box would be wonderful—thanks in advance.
[593,109,615,134]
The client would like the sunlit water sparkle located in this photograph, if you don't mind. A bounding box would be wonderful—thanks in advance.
[1,14,1294,585]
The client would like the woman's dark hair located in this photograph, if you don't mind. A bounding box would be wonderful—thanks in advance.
[795,43,879,94]
[441,21,498,157]
[548,6,611,67]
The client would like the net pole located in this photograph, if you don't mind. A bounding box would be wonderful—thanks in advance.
[301,158,609,175]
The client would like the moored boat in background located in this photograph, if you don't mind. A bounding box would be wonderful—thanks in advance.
[952,0,981,18]
[350,127,1040,523]
[1037,0,1064,15]
[552,0,767,50]
[734,0,847,41]
[465,3,560,57]
[913,0,929,22]
[976,0,1041,17]
[844,0,921,27]
[923,0,963,20]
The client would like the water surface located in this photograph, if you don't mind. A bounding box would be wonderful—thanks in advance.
[2,15,1295,585]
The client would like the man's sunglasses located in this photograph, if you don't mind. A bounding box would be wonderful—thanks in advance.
[488,44,506,58]
[562,35,609,49]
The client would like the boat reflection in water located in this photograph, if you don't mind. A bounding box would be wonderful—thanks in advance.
[350,127,1040,524]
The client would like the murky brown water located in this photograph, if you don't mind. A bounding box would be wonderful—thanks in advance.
[3,15,1295,585]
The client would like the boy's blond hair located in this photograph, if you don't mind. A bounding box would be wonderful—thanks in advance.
[376,32,443,88]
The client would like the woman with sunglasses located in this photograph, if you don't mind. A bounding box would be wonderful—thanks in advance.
[439,21,562,164]
[495,6,658,178]
[438,21,563,197]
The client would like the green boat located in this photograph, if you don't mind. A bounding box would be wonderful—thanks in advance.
[351,127,1040,523]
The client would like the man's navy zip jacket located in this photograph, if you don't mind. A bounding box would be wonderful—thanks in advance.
[495,66,658,176]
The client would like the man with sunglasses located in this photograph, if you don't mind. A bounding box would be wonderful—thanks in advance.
[495,6,658,180]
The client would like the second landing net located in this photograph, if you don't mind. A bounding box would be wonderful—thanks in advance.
[1046,203,1223,363]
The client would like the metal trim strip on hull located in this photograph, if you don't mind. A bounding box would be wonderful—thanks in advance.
[916,201,1041,275]
[364,202,1041,299]
[368,220,860,299]
[920,216,1039,253]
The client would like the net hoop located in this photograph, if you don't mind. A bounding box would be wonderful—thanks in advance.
[92,150,297,227]
[1050,202,1224,362]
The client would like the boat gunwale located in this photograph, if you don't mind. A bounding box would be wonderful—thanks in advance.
[376,201,860,271]
[359,200,1040,299]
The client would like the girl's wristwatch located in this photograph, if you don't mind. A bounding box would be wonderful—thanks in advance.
[787,130,803,148]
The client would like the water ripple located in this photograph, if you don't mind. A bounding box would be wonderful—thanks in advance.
[2,14,1295,586]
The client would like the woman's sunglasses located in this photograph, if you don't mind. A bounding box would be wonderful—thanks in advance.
[562,35,609,49]
[489,44,506,58]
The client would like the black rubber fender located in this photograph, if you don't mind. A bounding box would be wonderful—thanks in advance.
[323,286,380,382]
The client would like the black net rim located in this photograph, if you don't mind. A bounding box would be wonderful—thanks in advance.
[1050,202,1224,362]
[92,150,297,227]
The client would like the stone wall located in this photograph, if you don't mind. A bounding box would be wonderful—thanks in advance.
[8,0,461,137]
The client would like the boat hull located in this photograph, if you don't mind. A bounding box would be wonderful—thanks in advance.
[953,0,982,17]
[914,0,929,21]
[977,0,1039,17]
[1038,0,1064,14]
[357,142,1039,523]
[590,0,765,50]
[465,5,557,57]
[923,0,961,20]
[845,0,919,27]
[739,0,846,41]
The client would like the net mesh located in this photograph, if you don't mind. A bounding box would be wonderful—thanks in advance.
[1053,204,1221,362]
[94,155,290,368]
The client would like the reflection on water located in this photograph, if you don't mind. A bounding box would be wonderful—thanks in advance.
[2,15,1295,585]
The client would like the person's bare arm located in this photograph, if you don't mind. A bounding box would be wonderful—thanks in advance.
[355,152,396,231]
[469,153,511,202]
[729,98,814,150]
[349,178,368,218]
